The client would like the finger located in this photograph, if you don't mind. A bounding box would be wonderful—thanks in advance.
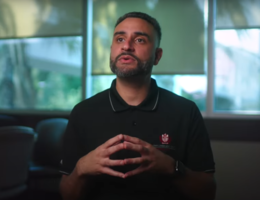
[101,134,123,148]
[105,159,125,167]
[101,167,125,178]
[104,142,125,156]
[124,141,149,154]
[124,157,147,165]
[123,135,148,146]
[124,166,147,178]
[113,140,121,146]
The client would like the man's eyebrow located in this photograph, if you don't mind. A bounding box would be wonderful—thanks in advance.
[114,31,126,37]
[113,31,151,40]
[134,31,150,40]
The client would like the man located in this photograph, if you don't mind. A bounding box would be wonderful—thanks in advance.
[60,12,216,200]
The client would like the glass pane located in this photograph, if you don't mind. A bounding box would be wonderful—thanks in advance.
[0,36,82,110]
[217,0,260,28]
[92,75,206,111]
[152,75,206,111]
[0,0,82,38]
[91,75,116,96]
[214,29,260,113]
[92,0,206,75]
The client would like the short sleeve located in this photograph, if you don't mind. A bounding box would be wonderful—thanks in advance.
[60,106,83,175]
[184,103,215,173]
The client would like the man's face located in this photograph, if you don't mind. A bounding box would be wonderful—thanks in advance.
[110,17,161,78]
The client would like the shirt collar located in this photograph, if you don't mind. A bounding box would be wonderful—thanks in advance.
[109,78,160,112]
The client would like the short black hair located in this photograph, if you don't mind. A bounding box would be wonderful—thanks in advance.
[115,12,162,46]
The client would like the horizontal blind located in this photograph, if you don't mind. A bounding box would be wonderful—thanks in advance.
[0,0,82,38]
[216,0,260,29]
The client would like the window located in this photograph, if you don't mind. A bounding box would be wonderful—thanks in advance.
[0,0,259,117]
[0,37,82,110]
[0,0,82,111]
[215,29,260,113]
[214,0,260,114]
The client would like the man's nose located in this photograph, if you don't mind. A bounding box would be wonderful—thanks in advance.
[122,39,134,52]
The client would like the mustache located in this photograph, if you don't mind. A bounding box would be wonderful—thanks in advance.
[115,53,140,62]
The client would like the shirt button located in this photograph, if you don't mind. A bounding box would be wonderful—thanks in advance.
[133,121,137,126]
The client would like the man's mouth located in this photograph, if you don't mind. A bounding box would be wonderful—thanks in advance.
[118,55,136,63]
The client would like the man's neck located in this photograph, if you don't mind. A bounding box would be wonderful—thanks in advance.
[116,75,151,106]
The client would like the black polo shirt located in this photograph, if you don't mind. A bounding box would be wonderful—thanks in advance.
[60,78,215,200]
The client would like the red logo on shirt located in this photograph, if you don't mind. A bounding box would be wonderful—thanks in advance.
[159,133,171,144]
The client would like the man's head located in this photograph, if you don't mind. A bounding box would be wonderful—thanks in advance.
[115,12,162,47]
[110,12,163,78]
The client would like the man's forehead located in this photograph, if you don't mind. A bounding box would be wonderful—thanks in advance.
[114,17,154,33]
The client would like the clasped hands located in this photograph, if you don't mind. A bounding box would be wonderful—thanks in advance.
[77,134,175,179]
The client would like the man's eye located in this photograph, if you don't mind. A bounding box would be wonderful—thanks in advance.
[117,38,124,42]
[136,38,144,43]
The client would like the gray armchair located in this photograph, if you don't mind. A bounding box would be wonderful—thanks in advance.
[0,126,35,199]
[29,118,68,193]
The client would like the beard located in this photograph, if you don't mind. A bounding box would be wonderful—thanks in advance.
[110,53,154,78]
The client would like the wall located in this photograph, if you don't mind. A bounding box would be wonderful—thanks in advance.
[204,118,260,200]
[212,141,260,200]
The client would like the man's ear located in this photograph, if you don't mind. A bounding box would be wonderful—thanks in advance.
[154,48,163,65]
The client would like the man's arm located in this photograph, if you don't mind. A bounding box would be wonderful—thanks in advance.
[60,134,125,200]
[60,166,90,200]
[122,136,216,200]
[171,159,216,200]
[172,102,216,200]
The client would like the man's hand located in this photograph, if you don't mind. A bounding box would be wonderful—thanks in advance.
[122,135,175,178]
[76,134,125,178]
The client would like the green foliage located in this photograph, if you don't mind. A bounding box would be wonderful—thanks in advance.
[32,68,81,110]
